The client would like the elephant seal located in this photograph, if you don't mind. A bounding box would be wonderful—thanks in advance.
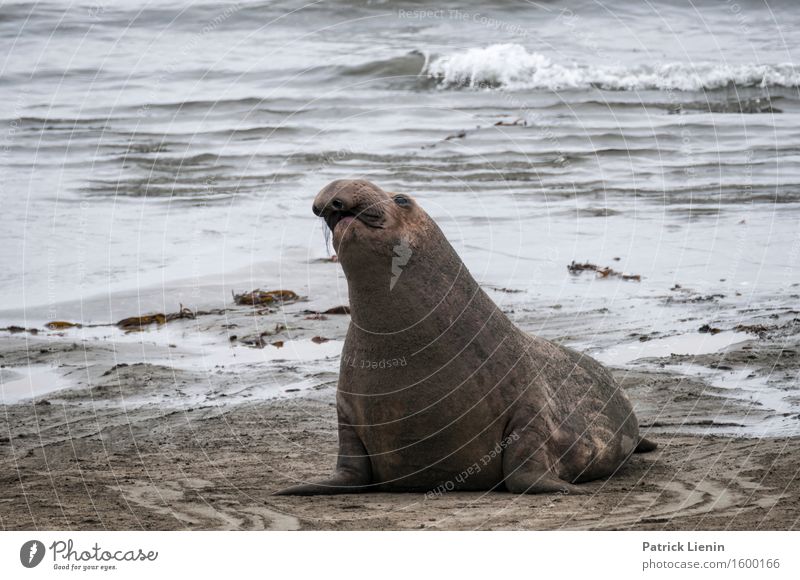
[276,179,655,495]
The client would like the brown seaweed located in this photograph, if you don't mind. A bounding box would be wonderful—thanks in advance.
[698,324,722,335]
[45,321,81,330]
[2,326,38,335]
[117,314,167,330]
[494,118,526,127]
[303,305,351,316]
[165,305,196,321]
[305,313,328,320]
[233,289,300,306]
[567,261,641,281]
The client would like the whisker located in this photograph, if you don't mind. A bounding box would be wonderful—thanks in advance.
[321,216,332,254]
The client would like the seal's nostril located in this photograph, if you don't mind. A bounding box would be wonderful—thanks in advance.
[312,204,322,216]
[331,198,345,211]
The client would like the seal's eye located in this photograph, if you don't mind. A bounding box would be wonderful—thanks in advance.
[394,195,410,207]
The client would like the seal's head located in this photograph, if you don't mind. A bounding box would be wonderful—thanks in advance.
[313,179,425,267]
[313,179,472,332]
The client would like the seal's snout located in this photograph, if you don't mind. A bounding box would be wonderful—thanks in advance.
[314,193,356,232]
[313,179,388,233]
[313,198,346,216]
[313,180,364,218]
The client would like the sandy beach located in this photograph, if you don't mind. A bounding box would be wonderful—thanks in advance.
[1,283,798,531]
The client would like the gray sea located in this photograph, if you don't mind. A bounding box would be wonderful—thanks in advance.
[1,0,799,434]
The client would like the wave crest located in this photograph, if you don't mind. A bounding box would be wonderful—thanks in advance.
[425,44,800,91]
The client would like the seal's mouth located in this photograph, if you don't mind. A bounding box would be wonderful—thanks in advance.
[325,208,384,233]
[325,210,354,233]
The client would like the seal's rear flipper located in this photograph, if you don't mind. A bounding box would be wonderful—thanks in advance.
[504,470,589,495]
[634,437,658,453]
[511,479,589,495]
[502,439,590,495]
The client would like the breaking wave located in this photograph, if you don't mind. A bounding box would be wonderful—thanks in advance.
[425,44,800,91]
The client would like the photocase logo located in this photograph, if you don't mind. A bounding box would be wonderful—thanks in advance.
[391,238,412,291]
[20,540,46,568]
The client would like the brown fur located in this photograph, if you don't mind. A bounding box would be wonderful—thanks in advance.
[276,179,654,495]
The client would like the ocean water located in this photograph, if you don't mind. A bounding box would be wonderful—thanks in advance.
[1,0,798,321]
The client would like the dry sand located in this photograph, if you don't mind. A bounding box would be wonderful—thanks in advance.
[1,393,798,531]
[1,294,798,530]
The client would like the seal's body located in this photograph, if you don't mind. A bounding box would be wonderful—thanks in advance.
[277,180,654,495]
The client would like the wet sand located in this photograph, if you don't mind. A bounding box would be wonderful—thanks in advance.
[1,291,798,530]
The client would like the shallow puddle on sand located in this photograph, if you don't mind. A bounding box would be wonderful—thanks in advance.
[671,363,800,437]
[19,324,344,405]
[149,336,344,371]
[593,331,751,366]
[0,366,72,404]
[590,331,800,437]
[38,323,344,370]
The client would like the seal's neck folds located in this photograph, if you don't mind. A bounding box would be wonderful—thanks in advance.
[343,221,500,337]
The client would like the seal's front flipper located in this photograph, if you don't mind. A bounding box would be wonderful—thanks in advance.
[273,470,370,496]
[634,437,658,453]
[274,421,372,496]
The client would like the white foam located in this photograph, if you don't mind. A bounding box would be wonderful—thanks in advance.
[426,44,800,91]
